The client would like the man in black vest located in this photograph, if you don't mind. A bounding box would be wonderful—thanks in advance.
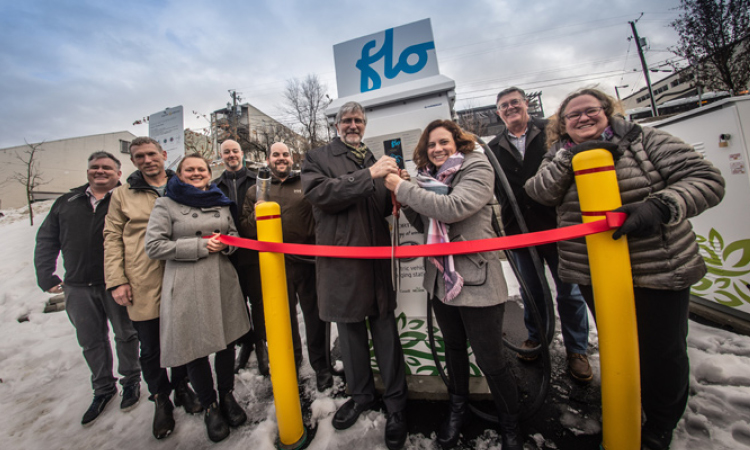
[212,139,267,375]
[487,87,592,382]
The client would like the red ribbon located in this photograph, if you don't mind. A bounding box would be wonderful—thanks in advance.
[217,212,626,260]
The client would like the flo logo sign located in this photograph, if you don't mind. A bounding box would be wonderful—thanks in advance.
[334,19,439,97]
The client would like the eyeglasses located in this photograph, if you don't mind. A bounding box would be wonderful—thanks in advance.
[340,117,365,125]
[563,106,604,122]
[497,98,525,111]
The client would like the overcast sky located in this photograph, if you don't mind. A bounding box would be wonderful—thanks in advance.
[0,0,683,149]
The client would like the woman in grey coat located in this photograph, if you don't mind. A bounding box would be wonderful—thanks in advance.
[146,154,250,443]
[384,120,521,450]
[525,88,724,450]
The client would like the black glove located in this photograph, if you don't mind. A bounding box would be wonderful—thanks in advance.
[570,141,623,160]
[612,198,670,240]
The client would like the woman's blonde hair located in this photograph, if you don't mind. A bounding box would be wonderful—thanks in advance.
[546,88,624,148]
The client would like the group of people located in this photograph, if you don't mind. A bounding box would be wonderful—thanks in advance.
[34,85,724,450]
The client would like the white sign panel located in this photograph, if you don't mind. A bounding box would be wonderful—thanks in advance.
[149,106,185,170]
[334,19,438,97]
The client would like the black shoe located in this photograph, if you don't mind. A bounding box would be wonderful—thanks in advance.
[152,393,175,440]
[642,426,673,450]
[234,342,254,374]
[498,412,523,450]
[174,378,203,414]
[332,398,377,430]
[205,402,230,443]
[436,394,470,449]
[315,368,334,392]
[219,391,247,428]
[256,340,269,376]
[120,382,140,411]
[385,411,408,450]
[81,391,116,426]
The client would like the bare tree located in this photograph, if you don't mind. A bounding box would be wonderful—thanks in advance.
[10,140,47,225]
[670,0,750,94]
[283,74,330,152]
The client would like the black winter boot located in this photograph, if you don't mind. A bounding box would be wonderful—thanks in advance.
[498,411,523,450]
[219,390,247,428]
[436,394,470,449]
[152,393,175,440]
[255,340,269,376]
[204,402,230,442]
[234,342,254,374]
[174,378,203,414]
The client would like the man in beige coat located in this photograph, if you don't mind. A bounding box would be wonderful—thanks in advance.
[103,137,201,440]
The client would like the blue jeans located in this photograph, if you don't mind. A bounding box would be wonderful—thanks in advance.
[510,244,589,354]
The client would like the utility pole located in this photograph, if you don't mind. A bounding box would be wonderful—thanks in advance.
[228,89,239,139]
[629,20,658,117]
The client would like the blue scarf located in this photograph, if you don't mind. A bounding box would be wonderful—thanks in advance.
[165,176,237,220]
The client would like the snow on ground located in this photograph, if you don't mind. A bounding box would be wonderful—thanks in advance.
[0,202,749,449]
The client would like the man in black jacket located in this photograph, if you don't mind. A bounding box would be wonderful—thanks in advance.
[239,142,331,391]
[34,152,141,426]
[487,87,592,382]
[212,139,266,375]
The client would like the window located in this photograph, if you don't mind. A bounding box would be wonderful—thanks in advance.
[120,140,131,154]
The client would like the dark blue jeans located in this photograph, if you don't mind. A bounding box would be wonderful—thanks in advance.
[510,244,589,354]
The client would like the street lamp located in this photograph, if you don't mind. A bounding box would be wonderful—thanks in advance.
[615,85,629,102]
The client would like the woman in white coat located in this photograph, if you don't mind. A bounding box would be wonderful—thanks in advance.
[146,154,250,443]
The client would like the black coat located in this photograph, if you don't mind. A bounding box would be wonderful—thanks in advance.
[487,116,557,235]
[214,167,257,267]
[301,138,395,322]
[35,184,115,291]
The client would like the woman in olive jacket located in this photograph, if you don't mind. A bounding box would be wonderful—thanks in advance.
[524,88,724,450]
[385,120,521,450]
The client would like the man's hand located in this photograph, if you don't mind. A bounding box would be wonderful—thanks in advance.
[369,156,399,179]
[112,284,133,306]
[46,283,64,294]
[207,233,228,253]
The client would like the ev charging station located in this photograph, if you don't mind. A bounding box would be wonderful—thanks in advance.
[327,19,480,379]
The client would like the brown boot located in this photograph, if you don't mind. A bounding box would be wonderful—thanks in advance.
[516,340,540,362]
[567,353,593,382]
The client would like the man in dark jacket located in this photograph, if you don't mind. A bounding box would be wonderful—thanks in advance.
[302,102,408,450]
[212,139,266,375]
[34,152,141,426]
[488,87,592,382]
[239,142,331,391]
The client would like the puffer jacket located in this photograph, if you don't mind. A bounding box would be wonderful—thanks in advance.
[398,151,507,307]
[524,116,725,290]
[103,170,175,321]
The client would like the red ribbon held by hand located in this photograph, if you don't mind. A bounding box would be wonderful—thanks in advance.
[218,212,626,260]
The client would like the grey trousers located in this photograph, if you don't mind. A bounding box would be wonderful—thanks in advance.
[337,312,408,414]
[65,285,141,395]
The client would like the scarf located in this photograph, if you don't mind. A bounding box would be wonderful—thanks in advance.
[344,141,369,165]
[416,152,465,302]
[165,176,237,219]
[563,125,615,150]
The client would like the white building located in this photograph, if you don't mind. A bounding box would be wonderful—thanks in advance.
[0,131,138,210]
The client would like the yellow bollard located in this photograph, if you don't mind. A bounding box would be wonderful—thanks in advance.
[256,201,307,450]
[573,149,640,450]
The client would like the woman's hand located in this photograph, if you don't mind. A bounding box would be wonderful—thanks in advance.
[207,233,228,253]
[384,173,403,192]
